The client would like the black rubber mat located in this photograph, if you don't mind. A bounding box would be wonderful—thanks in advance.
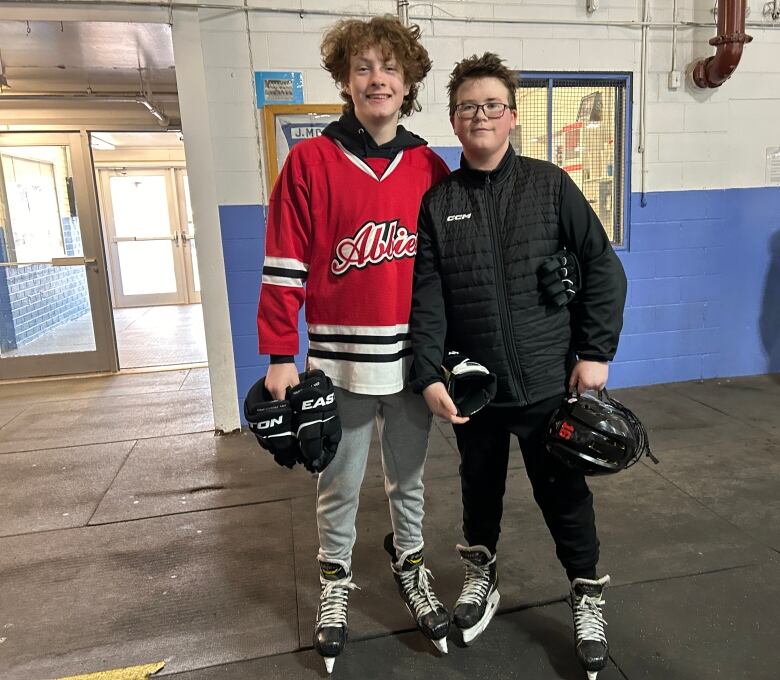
[292,452,771,647]
[0,441,134,536]
[665,374,780,436]
[0,502,298,679]
[166,600,624,679]
[606,560,780,679]
[639,430,780,551]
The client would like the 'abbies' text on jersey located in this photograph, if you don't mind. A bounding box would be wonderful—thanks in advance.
[331,219,417,276]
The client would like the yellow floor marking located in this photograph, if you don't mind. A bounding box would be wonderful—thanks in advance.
[56,661,165,680]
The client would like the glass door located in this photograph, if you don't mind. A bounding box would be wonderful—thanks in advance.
[99,169,186,307]
[0,132,116,380]
[99,168,199,307]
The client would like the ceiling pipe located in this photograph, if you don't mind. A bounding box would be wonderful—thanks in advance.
[691,0,753,88]
[0,92,170,125]
[397,0,409,26]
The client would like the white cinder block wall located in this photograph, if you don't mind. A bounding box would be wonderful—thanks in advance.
[195,0,780,202]
[195,0,780,428]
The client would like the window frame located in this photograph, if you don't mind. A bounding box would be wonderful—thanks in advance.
[516,71,633,250]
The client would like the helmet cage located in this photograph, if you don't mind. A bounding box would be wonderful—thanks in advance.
[546,392,647,476]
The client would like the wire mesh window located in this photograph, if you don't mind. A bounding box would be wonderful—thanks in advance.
[512,75,629,245]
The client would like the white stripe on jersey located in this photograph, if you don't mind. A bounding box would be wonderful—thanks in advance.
[309,355,411,396]
[309,337,411,355]
[262,274,305,288]
[308,323,409,336]
[263,256,309,272]
[333,141,405,183]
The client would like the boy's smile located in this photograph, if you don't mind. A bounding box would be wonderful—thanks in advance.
[345,47,411,142]
[451,77,517,170]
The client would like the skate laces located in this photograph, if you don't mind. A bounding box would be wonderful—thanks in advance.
[319,576,359,628]
[399,564,444,615]
[457,559,491,606]
[573,589,607,644]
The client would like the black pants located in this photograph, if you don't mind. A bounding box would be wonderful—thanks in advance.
[453,394,599,582]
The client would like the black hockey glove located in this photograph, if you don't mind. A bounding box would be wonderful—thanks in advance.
[538,249,580,307]
[244,376,302,469]
[442,351,497,417]
[288,369,341,473]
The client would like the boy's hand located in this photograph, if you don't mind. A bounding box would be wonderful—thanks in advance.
[422,382,470,424]
[266,362,300,400]
[569,359,609,394]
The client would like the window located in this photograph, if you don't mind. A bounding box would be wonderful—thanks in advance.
[512,74,630,245]
[0,147,70,262]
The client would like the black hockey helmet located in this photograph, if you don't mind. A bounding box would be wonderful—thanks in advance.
[545,390,657,476]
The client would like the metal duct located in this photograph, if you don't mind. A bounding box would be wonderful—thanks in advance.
[0,92,170,125]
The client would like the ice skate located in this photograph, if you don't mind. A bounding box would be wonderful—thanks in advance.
[452,544,500,645]
[313,558,359,673]
[571,575,610,680]
[383,532,450,653]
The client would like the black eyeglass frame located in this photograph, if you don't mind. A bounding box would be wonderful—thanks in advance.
[453,102,515,119]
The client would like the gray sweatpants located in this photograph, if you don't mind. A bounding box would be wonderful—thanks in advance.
[316,386,431,570]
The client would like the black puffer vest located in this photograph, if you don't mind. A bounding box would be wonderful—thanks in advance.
[422,147,572,406]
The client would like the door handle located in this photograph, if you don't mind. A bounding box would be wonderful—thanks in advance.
[52,256,99,271]
[173,232,180,246]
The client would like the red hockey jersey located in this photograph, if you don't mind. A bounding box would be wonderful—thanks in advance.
[257,134,449,395]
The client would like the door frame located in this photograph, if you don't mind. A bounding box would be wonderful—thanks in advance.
[0,131,118,380]
[174,168,200,304]
[98,166,192,308]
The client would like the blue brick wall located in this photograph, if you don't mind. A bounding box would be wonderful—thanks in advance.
[0,229,14,351]
[611,187,780,387]
[0,217,90,348]
[219,151,780,410]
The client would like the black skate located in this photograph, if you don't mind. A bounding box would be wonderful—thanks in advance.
[571,575,610,680]
[384,532,450,653]
[453,544,500,645]
[314,558,359,674]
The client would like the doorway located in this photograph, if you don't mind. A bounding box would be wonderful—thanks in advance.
[0,132,116,380]
[92,131,206,369]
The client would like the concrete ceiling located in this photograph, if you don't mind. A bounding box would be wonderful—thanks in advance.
[0,20,177,94]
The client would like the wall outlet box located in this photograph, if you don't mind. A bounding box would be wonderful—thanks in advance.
[668,71,682,90]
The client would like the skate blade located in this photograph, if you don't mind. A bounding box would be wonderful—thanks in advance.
[324,656,335,674]
[462,590,500,646]
[432,637,448,654]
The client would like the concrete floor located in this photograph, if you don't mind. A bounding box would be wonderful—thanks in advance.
[2,304,207,369]
[0,371,779,679]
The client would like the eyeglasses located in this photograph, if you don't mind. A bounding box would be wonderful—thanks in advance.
[454,102,513,119]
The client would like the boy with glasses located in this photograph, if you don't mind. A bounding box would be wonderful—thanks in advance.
[410,53,627,680]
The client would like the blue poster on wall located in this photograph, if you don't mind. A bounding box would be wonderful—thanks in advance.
[255,71,304,106]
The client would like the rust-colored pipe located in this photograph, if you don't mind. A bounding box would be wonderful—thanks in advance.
[692,0,753,88]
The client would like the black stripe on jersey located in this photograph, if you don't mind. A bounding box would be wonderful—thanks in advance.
[308,332,410,345]
[263,266,307,279]
[308,347,413,363]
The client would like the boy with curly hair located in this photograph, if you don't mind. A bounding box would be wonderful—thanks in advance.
[256,16,450,672]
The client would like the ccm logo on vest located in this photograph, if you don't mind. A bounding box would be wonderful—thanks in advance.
[446,213,472,222]
[302,393,335,410]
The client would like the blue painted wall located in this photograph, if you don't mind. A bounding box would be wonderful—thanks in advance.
[219,153,780,410]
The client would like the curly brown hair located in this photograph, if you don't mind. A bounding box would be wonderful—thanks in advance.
[321,15,432,118]
[447,52,518,117]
